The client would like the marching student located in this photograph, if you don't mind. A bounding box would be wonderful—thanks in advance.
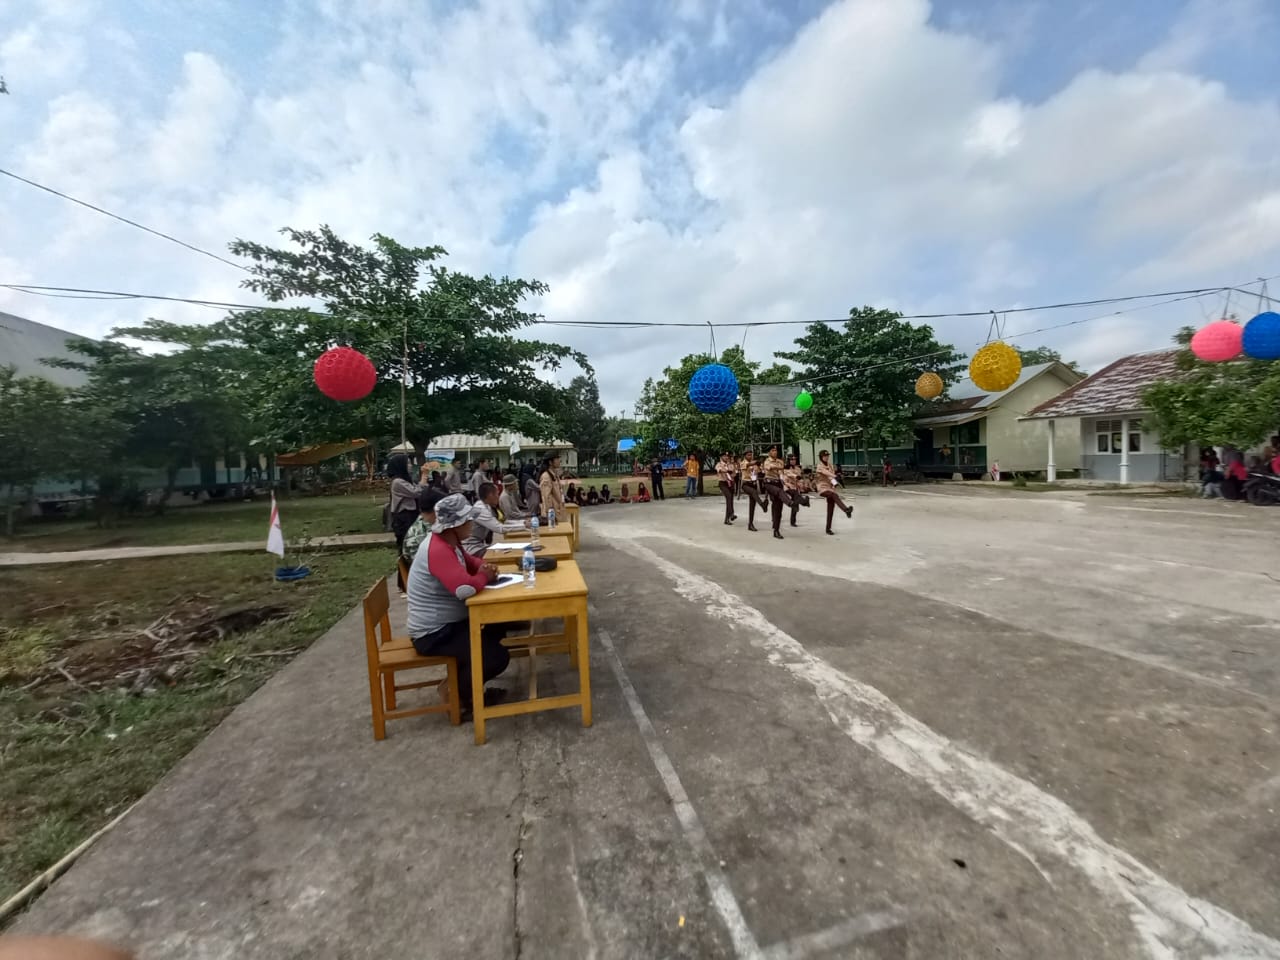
[737,450,768,532]
[716,451,738,525]
[815,449,854,535]
[760,444,792,540]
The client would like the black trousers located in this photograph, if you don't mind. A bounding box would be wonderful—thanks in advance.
[412,620,511,705]
[719,480,736,521]
[741,481,764,527]
[822,490,850,530]
[764,480,792,532]
[651,476,665,499]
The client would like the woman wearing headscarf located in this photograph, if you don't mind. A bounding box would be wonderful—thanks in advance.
[715,451,738,525]
[406,494,512,717]
[815,449,853,535]
[539,454,566,521]
[387,453,423,590]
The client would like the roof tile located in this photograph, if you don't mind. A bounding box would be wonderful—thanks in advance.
[1025,348,1183,419]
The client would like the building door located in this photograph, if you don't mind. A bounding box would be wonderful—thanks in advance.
[914,429,934,465]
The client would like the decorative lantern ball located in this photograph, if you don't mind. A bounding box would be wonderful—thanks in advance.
[915,371,944,400]
[687,362,740,414]
[794,390,814,411]
[313,346,377,402]
[1190,320,1243,363]
[968,341,1022,393]
[1242,311,1280,361]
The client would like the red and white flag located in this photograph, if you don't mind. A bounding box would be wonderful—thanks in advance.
[266,493,285,558]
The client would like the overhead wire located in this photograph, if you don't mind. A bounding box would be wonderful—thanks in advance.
[0,167,248,272]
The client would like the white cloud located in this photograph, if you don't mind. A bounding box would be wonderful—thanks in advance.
[2,0,1280,419]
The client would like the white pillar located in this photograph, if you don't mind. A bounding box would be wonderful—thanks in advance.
[1047,419,1057,483]
[1120,419,1130,484]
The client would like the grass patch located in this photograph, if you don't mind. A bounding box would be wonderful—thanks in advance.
[0,546,395,909]
[2,493,387,553]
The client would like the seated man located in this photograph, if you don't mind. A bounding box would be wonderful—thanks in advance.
[406,494,510,715]
[462,481,530,556]
[498,473,528,521]
[402,487,445,563]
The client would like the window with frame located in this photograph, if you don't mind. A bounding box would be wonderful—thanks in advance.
[1095,419,1121,454]
[949,421,981,445]
[1128,419,1143,453]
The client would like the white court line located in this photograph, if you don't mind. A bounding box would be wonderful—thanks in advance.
[594,614,906,959]
[600,534,1280,960]
[592,617,763,960]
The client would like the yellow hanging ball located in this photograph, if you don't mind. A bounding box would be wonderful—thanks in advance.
[914,372,943,400]
[969,341,1022,393]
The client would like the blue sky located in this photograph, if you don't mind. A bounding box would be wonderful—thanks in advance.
[2,0,1279,414]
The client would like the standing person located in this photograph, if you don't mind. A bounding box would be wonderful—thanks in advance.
[760,444,792,540]
[716,451,738,525]
[684,454,700,499]
[784,453,809,527]
[467,458,489,502]
[445,457,465,496]
[882,454,896,488]
[406,494,511,717]
[649,458,666,500]
[816,449,853,535]
[387,453,423,591]
[738,450,768,532]
[540,453,566,520]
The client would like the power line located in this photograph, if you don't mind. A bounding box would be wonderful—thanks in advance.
[0,279,1265,329]
[0,168,247,272]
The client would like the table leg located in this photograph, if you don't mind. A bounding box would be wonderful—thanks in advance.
[576,605,592,728]
[471,616,487,745]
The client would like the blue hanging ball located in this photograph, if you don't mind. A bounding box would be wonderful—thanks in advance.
[688,363,740,414]
[1242,311,1280,361]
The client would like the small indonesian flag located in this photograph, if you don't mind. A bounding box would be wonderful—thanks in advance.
[266,493,285,558]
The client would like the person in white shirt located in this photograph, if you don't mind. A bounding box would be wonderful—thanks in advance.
[444,458,465,496]
[498,474,527,521]
[468,459,490,500]
[462,482,530,555]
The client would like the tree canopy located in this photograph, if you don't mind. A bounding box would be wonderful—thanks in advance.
[636,346,792,459]
[1142,327,1280,450]
[554,373,608,455]
[776,307,964,445]
[1016,345,1082,375]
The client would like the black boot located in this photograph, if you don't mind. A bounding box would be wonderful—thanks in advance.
[826,528,835,535]
[773,530,784,540]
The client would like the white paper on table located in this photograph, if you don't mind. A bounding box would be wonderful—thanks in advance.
[490,541,544,551]
[485,574,523,590]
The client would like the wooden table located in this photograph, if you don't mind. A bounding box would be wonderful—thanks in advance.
[497,528,574,557]
[563,503,581,549]
[465,559,591,745]
[484,537,574,567]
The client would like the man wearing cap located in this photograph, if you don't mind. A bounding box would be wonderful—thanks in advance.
[498,473,528,521]
[406,493,511,713]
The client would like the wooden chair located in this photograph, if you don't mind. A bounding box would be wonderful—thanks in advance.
[362,576,461,739]
[397,555,411,589]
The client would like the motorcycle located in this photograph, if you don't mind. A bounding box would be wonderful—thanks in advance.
[1244,471,1280,506]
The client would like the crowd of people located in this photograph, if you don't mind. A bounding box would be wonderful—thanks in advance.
[1198,436,1280,500]
[715,445,853,538]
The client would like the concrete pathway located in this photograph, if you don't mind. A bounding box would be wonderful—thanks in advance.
[0,532,392,567]
[14,490,1280,958]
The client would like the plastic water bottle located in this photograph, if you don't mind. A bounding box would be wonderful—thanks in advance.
[530,515,540,543]
[522,547,536,589]
[548,508,557,529]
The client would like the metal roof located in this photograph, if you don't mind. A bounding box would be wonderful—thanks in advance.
[0,311,93,388]
[944,362,1059,409]
[429,433,573,451]
[914,410,988,429]
[1023,349,1183,419]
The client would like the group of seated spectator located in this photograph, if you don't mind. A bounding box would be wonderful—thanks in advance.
[1199,437,1280,500]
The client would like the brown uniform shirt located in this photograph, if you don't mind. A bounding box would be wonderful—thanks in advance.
[761,455,785,482]
[815,461,838,494]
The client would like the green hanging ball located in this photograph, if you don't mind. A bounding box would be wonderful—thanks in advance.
[795,391,813,411]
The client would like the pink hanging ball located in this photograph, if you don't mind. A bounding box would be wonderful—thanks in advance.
[313,346,377,401]
[1190,320,1243,363]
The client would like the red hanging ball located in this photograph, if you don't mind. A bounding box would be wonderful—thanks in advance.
[313,346,376,402]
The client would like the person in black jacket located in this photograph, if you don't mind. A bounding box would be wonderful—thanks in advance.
[649,459,666,500]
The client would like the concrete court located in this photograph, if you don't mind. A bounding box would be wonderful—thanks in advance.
[14,486,1280,959]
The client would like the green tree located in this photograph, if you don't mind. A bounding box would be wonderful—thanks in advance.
[52,325,250,514]
[0,367,74,535]
[555,373,608,459]
[225,226,586,463]
[1017,345,1082,375]
[776,307,964,446]
[636,346,792,486]
[1142,327,1280,450]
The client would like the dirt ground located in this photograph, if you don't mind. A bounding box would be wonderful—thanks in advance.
[12,486,1280,959]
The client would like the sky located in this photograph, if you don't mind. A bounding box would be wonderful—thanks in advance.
[2,0,1279,416]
